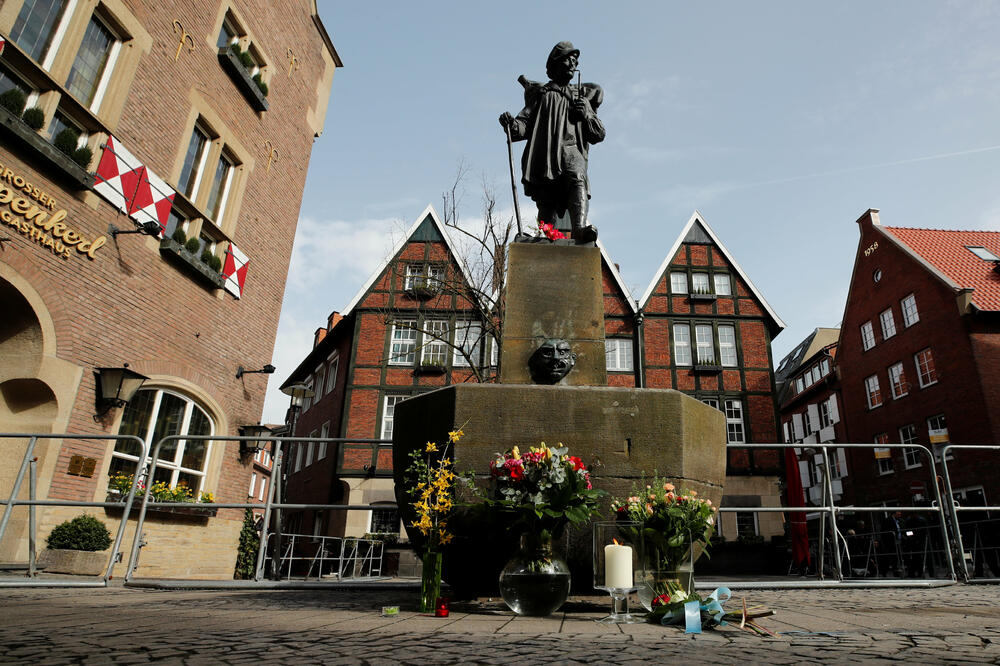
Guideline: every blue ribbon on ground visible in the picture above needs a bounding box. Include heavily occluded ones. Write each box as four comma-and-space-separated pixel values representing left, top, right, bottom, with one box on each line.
660, 587, 733, 633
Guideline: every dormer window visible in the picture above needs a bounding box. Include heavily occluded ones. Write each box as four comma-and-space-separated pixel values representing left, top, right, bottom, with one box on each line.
966, 246, 999, 261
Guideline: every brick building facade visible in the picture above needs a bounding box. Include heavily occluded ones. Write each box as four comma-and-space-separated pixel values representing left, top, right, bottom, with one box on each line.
0, 0, 338, 578
835, 210, 1000, 509
284, 209, 787, 541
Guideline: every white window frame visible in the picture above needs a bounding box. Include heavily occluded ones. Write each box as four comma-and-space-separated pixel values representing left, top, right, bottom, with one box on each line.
901, 294, 919, 327
111, 388, 214, 493
915, 348, 937, 388
453, 321, 484, 367
325, 356, 339, 394
420, 319, 449, 366
694, 324, 714, 364
713, 273, 732, 296
314, 366, 326, 399
673, 324, 691, 366
880, 308, 897, 340
718, 325, 737, 367
305, 430, 316, 467
865, 374, 882, 409
293, 440, 304, 473
65, 10, 121, 111
404, 263, 444, 292
670, 271, 688, 294
691, 272, 710, 294
794, 377, 804, 394
257, 476, 266, 501
389, 321, 418, 365
605, 338, 634, 372
900, 425, 921, 469
888, 362, 908, 399
860, 321, 875, 351
381, 394, 407, 440
318, 422, 329, 460
724, 399, 745, 444
248, 472, 257, 498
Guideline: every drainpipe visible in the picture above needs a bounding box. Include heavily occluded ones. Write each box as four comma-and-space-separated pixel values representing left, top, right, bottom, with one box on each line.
634, 306, 645, 388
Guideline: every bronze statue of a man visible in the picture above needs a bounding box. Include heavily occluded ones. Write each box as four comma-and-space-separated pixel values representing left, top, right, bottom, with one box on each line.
500, 41, 605, 244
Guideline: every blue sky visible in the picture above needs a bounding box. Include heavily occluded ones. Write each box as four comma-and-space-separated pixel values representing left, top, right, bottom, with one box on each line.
262, 1, 1000, 422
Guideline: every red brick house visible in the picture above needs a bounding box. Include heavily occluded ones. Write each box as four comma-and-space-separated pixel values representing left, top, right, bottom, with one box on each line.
775, 330, 846, 504
283, 209, 787, 542
636, 212, 786, 539
280, 205, 496, 539
836, 209, 1000, 510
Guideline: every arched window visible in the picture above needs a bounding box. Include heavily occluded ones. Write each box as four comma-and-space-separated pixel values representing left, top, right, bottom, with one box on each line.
110, 388, 214, 492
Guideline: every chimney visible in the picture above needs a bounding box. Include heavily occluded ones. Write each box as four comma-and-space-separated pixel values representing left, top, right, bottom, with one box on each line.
313, 327, 327, 348
327, 310, 342, 330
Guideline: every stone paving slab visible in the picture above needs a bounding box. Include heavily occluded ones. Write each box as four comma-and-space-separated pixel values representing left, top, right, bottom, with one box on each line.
1, 586, 999, 663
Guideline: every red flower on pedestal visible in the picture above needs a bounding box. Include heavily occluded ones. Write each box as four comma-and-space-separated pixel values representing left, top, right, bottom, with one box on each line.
538, 221, 567, 241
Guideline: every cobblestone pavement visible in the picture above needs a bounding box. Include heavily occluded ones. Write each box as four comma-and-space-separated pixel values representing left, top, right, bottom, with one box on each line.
1, 585, 999, 664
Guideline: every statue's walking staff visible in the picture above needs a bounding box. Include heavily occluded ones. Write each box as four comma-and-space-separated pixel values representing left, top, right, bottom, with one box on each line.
504, 121, 523, 237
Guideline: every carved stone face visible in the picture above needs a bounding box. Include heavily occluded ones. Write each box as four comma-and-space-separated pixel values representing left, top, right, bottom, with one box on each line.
528, 339, 577, 384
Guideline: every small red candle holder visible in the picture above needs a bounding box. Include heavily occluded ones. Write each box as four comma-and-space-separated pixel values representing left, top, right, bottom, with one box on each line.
434, 597, 450, 617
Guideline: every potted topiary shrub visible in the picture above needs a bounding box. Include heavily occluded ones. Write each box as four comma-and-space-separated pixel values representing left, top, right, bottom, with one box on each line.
252, 73, 268, 97
53, 127, 80, 157
184, 237, 201, 254
71, 145, 93, 170
208, 254, 223, 272
21, 107, 45, 131
38, 514, 113, 575
0, 88, 27, 117
171, 227, 187, 244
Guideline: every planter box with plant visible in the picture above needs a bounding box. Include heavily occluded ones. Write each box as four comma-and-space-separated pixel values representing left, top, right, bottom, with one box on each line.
218, 45, 269, 112
38, 514, 113, 575
0, 89, 91, 190
159, 237, 227, 290
415, 359, 447, 375
689, 289, 717, 302
105, 473, 219, 518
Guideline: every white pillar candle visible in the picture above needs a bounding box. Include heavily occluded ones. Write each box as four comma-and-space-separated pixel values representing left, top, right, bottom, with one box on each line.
604, 542, 633, 588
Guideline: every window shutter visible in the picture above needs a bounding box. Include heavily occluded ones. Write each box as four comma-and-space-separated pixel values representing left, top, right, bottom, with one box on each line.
792, 413, 804, 439
828, 395, 840, 424
807, 403, 820, 433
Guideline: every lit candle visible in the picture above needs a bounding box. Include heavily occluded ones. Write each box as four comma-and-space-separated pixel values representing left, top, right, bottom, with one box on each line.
604, 540, 633, 589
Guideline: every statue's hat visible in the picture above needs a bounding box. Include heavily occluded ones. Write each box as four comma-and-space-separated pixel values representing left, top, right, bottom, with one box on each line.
547, 41, 580, 66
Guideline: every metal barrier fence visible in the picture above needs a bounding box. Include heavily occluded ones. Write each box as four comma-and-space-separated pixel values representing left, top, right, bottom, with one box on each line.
941, 444, 1000, 583
0, 433, 394, 588
269, 533, 385, 580
2, 434, 998, 588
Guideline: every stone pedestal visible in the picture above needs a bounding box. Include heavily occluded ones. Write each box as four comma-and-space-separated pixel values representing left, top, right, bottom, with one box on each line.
393, 384, 726, 508
392, 384, 727, 594
500, 243, 606, 386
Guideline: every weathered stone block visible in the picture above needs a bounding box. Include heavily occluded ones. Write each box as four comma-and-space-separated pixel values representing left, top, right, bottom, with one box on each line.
37, 548, 109, 576
500, 244, 606, 385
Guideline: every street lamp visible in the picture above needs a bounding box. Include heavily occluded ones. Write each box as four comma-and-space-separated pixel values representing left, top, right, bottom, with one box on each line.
93, 364, 148, 421
238, 423, 272, 461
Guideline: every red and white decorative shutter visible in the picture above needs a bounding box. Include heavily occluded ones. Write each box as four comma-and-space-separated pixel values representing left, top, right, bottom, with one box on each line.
94, 136, 175, 236
222, 243, 249, 298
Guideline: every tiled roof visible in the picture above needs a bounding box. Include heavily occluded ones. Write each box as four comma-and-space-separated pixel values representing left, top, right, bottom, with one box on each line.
883, 226, 1000, 312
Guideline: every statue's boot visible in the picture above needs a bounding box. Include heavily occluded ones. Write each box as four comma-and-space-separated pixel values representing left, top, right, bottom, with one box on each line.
569, 191, 597, 244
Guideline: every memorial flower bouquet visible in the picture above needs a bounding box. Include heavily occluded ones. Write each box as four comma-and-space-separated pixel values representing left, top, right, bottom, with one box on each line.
485, 443, 605, 541
612, 475, 716, 607
403, 429, 461, 612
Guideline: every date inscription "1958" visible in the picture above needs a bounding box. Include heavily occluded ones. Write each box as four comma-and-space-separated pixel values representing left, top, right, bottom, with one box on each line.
864, 241, 879, 257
